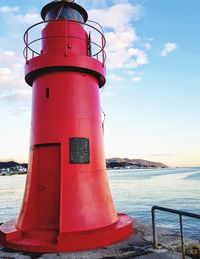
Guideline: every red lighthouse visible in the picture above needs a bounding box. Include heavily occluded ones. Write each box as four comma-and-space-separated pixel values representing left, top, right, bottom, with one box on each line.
0, 0, 133, 252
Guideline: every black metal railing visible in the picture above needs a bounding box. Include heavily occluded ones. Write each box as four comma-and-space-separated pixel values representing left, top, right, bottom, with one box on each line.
151, 205, 200, 259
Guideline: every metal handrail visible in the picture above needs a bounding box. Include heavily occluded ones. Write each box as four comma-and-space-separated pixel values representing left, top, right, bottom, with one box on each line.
152, 205, 200, 259
87, 19, 104, 35
23, 35, 106, 62
23, 19, 106, 65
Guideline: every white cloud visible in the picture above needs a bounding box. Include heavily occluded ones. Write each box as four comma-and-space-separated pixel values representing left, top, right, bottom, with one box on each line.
125, 48, 148, 68
106, 29, 137, 52
0, 68, 12, 82
108, 74, 123, 82
89, 3, 142, 31
132, 76, 142, 82
161, 42, 177, 57
0, 91, 31, 115
0, 48, 25, 92
11, 12, 40, 24
88, 3, 148, 70
108, 49, 148, 69
0, 6, 19, 13
0, 49, 15, 57
0, 48, 31, 115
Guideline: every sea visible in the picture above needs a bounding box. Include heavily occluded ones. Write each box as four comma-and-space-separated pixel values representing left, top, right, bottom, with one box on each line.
0, 167, 200, 241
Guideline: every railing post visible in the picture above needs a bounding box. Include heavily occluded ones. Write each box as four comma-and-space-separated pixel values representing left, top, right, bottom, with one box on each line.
151, 206, 200, 258
25, 32, 29, 63
152, 207, 158, 249
101, 34, 104, 65
179, 215, 185, 259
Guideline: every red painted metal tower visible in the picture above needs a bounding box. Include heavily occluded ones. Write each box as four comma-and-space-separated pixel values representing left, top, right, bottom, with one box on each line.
0, 0, 133, 252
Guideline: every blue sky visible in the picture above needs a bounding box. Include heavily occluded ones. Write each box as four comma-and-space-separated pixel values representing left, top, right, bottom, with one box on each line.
0, 0, 200, 167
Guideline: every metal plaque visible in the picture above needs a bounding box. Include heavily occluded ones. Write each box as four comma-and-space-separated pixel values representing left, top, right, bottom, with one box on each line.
70, 138, 90, 164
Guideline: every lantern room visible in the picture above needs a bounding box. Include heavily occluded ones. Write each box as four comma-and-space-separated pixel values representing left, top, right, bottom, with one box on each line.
41, 0, 88, 23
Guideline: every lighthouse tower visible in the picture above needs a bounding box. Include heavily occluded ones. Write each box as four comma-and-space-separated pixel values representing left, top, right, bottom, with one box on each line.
0, 0, 133, 252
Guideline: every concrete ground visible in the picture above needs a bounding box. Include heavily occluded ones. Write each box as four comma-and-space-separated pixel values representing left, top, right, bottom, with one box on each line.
135, 251, 191, 258
0, 220, 199, 258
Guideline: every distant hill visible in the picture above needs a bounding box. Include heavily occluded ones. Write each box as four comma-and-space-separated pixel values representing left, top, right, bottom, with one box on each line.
0, 161, 28, 170
106, 158, 168, 169
0, 158, 167, 171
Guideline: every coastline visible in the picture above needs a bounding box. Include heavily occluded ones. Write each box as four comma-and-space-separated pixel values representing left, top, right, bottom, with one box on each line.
0, 158, 169, 176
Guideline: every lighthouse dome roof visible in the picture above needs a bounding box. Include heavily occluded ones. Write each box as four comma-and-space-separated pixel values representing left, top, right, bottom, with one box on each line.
41, 0, 88, 23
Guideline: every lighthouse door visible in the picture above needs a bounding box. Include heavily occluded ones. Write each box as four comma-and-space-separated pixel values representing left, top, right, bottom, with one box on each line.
36, 143, 61, 229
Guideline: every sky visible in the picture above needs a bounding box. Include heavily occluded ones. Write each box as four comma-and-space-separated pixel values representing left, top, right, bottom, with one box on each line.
0, 0, 200, 167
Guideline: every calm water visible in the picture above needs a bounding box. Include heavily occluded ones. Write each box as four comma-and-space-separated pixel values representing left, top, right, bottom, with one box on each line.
0, 168, 200, 240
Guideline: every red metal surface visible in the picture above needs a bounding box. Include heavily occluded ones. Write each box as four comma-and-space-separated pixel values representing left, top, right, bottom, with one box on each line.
23, 19, 106, 65
0, 1, 133, 252
0, 214, 133, 252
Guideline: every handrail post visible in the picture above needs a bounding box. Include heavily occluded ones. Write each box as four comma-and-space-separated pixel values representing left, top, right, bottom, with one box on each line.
179, 215, 185, 259
101, 34, 104, 65
151, 206, 200, 259
25, 32, 29, 63
152, 207, 158, 249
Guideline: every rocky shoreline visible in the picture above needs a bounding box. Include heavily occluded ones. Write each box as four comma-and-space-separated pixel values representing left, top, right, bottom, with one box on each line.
106, 158, 168, 169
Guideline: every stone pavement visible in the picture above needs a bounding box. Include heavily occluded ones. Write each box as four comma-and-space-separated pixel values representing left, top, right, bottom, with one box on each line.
135, 251, 191, 258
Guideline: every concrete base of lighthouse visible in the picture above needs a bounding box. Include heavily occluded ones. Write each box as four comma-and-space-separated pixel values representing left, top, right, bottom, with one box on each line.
0, 214, 133, 253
